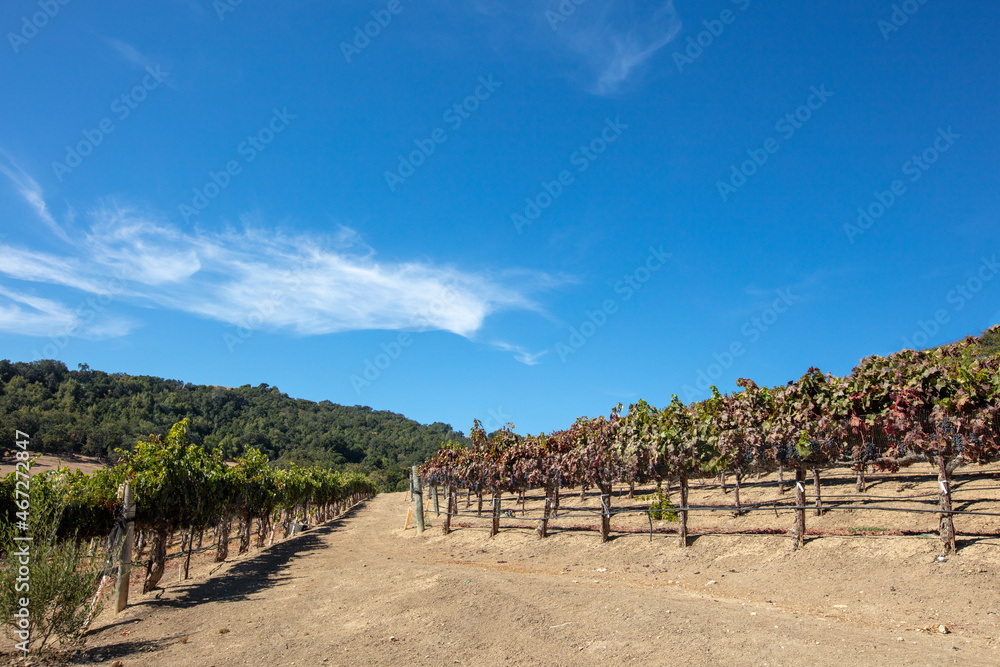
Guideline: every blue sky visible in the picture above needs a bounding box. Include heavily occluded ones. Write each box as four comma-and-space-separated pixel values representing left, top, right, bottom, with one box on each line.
1, 0, 998, 437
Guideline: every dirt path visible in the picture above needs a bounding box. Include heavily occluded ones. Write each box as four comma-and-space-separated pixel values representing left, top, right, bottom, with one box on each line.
72, 490, 1000, 666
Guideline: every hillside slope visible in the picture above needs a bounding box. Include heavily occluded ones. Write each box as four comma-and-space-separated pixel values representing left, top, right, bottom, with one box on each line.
0, 359, 467, 490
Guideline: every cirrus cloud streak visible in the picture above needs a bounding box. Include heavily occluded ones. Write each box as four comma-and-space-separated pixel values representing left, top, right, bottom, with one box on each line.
0, 203, 548, 340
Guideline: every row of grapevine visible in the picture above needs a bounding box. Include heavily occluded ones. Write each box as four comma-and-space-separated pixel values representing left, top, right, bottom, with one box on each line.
422, 328, 1000, 552
2, 419, 378, 593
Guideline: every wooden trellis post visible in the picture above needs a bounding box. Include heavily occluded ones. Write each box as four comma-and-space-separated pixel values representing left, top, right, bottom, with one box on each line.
115, 483, 136, 613
813, 467, 823, 516
491, 494, 501, 536
678, 474, 689, 548
411, 466, 425, 534
442, 485, 455, 535
537, 486, 552, 538
794, 467, 806, 549
599, 488, 612, 543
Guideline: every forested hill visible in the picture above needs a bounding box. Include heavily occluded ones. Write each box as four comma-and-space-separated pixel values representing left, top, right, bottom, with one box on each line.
0, 359, 467, 490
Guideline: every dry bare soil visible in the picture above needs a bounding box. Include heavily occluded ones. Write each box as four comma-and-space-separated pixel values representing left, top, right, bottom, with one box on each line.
0, 454, 104, 477
9, 465, 1000, 666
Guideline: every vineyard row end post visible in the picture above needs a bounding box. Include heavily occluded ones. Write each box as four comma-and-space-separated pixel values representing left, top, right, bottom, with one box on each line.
442, 484, 454, 535
794, 467, 806, 549
490, 494, 501, 537
412, 465, 425, 534
115, 483, 136, 614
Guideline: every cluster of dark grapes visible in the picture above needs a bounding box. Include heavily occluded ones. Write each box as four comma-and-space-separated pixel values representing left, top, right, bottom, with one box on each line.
938, 418, 966, 453
736, 443, 762, 467
775, 442, 797, 463
816, 437, 836, 455
861, 441, 879, 460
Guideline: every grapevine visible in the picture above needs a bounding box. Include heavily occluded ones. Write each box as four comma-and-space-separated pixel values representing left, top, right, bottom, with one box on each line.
422, 326, 1000, 553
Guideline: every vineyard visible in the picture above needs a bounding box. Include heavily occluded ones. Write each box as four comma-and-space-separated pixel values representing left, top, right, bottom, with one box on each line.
3, 329, 1000, 658
0, 419, 376, 653
421, 328, 1000, 553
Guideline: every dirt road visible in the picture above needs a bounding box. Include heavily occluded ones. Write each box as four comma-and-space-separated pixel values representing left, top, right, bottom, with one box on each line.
73, 490, 1000, 666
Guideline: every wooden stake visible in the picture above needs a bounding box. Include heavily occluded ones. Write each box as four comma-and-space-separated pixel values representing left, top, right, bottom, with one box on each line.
599, 487, 611, 543
794, 467, 806, 549
490, 493, 501, 536
552, 479, 560, 517
537, 490, 551, 538
812, 467, 823, 517
442, 485, 454, 535
412, 466, 425, 534
678, 474, 689, 548
733, 474, 743, 516
184, 529, 194, 579
115, 483, 135, 613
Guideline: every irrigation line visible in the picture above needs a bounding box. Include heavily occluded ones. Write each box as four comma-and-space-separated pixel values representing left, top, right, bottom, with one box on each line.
487, 483, 1000, 504
446, 510, 613, 520
453, 468, 1000, 501
799, 486, 1000, 501
445, 503, 1000, 544
450, 521, 1000, 540
681, 504, 1000, 518
809, 493, 966, 501
439, 503, 1000, 520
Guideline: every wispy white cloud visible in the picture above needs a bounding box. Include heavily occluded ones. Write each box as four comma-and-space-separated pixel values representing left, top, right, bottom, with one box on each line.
0, 245, 110, 294
0, 151, 71, 242
105, 38, 179, 90
0, 285, 75, 337
449, 0, 682, 95
491, 341, 548, 365
106, 38, 150, 69
555, 1, 682, 95
0, 283, 134, 338
0, 201, 550, 339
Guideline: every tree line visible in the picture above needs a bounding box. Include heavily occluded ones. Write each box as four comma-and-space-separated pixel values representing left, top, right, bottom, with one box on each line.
0, 359, 468, 491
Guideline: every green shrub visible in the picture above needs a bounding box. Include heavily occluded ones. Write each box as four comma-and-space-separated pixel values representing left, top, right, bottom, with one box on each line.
0, 473, 105, 655
642, 487, 678, 522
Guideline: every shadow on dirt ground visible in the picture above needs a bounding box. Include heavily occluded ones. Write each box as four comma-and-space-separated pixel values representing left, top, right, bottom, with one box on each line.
131, 505, 367, 611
